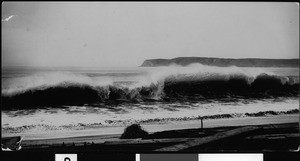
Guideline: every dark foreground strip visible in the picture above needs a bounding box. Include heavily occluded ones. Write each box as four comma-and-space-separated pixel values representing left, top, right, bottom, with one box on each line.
103, 138, 194, 145
154, 126, 261, 151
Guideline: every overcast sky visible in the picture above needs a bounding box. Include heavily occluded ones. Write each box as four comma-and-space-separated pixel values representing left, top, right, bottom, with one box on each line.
2, 2, 299, 67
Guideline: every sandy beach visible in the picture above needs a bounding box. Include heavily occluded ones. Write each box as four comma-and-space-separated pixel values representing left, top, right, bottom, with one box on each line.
17, 114, 298, 148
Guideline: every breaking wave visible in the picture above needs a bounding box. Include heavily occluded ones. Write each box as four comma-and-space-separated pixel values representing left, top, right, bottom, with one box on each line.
1, 66, 299, 109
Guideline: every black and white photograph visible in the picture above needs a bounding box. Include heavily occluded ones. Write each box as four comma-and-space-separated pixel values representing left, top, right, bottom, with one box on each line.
1, 2, 299, 153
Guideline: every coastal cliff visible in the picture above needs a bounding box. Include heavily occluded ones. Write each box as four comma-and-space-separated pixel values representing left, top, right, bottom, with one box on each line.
140, 57, 299, 67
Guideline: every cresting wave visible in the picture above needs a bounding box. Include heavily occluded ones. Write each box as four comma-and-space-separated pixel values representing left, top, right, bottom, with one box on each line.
1, 66, 299, 109
1, 75, 299, 109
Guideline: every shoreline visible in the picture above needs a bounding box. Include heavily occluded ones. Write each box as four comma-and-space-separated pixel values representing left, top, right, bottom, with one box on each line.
4, 114, 297, 143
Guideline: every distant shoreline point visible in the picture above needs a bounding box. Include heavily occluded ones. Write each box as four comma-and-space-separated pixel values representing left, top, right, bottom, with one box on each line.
140, 57, 299, 67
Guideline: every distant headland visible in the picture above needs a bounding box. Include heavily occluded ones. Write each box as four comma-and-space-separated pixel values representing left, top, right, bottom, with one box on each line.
140, 57, 299, 67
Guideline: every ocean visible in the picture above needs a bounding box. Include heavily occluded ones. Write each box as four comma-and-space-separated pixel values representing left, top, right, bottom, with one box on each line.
1, 65, 299, 139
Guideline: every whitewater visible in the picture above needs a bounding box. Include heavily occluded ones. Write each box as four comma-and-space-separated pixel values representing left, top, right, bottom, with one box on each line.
1, 65, 299, 139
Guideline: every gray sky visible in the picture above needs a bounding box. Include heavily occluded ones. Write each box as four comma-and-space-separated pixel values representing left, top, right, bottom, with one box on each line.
2, 2, 299, 67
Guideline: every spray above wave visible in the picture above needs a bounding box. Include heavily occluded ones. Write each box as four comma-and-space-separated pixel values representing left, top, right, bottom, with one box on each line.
1, 65, 299, 109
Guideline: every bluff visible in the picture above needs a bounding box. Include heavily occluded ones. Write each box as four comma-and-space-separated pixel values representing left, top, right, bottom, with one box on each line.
140, 57, 299, 67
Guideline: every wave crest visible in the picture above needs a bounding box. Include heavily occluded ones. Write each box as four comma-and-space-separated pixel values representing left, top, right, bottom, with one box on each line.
1, 67, 299, 109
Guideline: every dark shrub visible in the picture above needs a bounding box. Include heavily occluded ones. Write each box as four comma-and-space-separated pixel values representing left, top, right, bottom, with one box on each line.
120, 124, 149, 139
